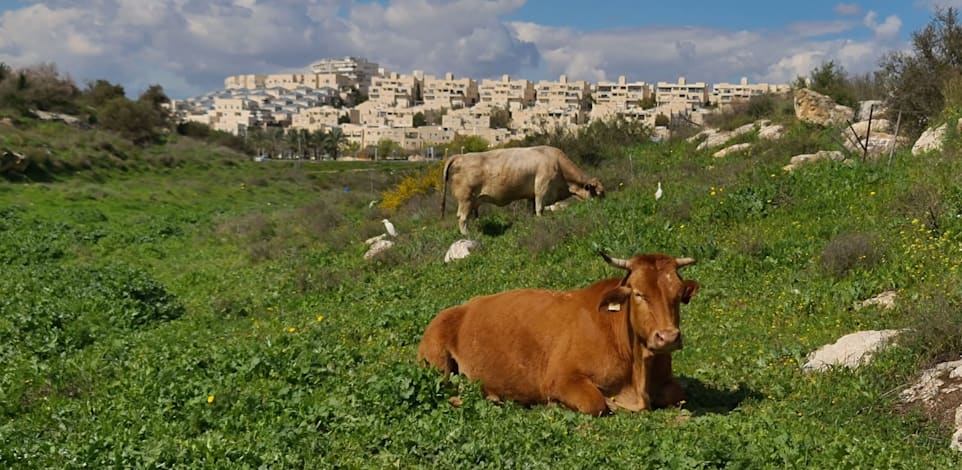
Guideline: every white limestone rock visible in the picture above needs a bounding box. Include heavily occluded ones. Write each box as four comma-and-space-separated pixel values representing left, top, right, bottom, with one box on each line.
899, 359, 962, 452
794, 88, 854, 127
444, 239, 480, 263
912, 123, 948, 156
782, 150, 846, 172
713, 143, 752, 158
758, 124, 785, 140
802, 330, 902, 371
363, 239, 394, 260
857, 290, 897, 310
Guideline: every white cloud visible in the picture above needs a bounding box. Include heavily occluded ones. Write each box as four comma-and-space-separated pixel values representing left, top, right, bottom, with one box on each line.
835, 3, 862, 16
0, 1, 914, 99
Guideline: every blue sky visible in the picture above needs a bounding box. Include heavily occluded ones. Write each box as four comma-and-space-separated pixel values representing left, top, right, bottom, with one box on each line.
0, 1, 958, 98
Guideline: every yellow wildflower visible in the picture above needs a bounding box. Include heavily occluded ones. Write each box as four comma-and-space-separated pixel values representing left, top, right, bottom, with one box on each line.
207, 395, 215, 404
288, 327, 296, 333
316, 315, 324, 322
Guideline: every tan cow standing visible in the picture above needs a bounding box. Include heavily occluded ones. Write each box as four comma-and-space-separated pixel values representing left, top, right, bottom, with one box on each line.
441, 146, 605, 235
418, 252, 699, 415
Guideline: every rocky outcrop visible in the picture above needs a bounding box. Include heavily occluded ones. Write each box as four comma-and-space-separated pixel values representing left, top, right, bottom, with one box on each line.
794, 88, 854, 127
899, 359, 962, 452
713, 143, 752, 158
802, 330, 902, 371
857, 290, 897, 310
695, 122, 758, 150
857, 100, 885, 121
912, 123, 948, 156
363, 239, 394, 260
758, 123, 785, 140
444, 239, 480, 263
782, 150, 846, 172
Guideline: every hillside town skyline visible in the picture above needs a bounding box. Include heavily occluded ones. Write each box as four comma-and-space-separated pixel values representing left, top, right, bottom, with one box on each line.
172, 56, 791, 155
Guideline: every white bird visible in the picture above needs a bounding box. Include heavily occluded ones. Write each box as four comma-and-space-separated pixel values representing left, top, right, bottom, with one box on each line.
654, 181, 663, 201
382, 218, 398, 237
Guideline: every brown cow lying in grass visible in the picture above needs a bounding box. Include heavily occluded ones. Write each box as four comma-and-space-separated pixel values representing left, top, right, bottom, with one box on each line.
441, 145, 604, 235
418, 252, 699, 415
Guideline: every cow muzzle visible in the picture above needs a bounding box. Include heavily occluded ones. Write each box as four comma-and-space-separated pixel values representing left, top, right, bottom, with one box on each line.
649, 328, 682, 352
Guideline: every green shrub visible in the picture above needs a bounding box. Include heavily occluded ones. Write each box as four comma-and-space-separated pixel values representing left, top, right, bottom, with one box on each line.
819, 232, 883, 277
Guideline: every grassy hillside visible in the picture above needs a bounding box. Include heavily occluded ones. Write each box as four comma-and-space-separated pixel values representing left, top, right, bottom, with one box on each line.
1, 117, 961, 467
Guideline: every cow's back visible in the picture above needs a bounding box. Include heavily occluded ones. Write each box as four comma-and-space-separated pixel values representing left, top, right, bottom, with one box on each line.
421, 280, 626, 404
449, 147, 562, 206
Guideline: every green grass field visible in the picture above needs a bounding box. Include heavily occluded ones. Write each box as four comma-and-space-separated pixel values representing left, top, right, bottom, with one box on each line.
2, 119, 962, 468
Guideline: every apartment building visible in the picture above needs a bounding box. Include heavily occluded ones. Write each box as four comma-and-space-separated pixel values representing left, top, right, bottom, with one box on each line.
535, 75, 591, 111
341, 124, 455, 151
655, 76, 709, 108
369, 72, 421, 107
225, 74, 266, 89
310, 56, 380, 92
355, 101, 417, 127
291, 106, 358, 131
421, 73, 479, 110
511, 105, 585, 134
712, 77, 792, 104
594, 76, 651, 108
478, 74, 536, 110
210, 98, 257, 135
441, 106, 491, 131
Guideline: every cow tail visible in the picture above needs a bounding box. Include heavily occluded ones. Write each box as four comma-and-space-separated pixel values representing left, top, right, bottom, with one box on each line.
441, 156, 455, 218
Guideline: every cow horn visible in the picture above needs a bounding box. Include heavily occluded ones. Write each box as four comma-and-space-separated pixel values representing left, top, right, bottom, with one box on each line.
675, 257, 696, 268
599, 251, 631, 270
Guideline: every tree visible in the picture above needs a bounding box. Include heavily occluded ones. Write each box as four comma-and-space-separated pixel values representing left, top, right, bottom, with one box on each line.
806, 61, 856, 108
879, 7, 962, 136
83, 79, 126, 108
654, 113, 670, 127
413, 112, 427, 127
489, 106, 511, 129
376, 138, 403, 160
138, 84, 171, 128
325, 127, 345, 159
97, 97, 165, 145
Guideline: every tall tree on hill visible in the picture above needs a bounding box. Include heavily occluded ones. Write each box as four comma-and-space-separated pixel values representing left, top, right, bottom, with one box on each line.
326, 127, 345, 160
878, 6, 962, 137
82, 80, 126, 108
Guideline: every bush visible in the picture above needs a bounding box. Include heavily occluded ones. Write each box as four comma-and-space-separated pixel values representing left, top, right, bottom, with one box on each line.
819, 232, 883, 277
519, 115, 651, 166
97, 98, 166, 145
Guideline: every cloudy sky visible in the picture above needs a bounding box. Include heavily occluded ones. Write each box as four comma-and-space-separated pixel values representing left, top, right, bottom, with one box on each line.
0, 0, 958, 98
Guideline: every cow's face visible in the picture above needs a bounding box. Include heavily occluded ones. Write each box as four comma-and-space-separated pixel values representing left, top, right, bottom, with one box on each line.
599, 253, 699, 353
585, 178, 605, 199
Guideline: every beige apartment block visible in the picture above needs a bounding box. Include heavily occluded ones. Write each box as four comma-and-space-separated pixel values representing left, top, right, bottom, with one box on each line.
478, 74, 536, 111
210, 98, 256, 135
355, 102, 417, 127
711, 77, 791, 104
511, 106, 585, 134
459, 127, 515, 147
310, 56, 380, 92
656, 77, 709, 108
369, 72, 421, 107
341, 124, 455, 151
441, 106, 491, 131
588, 104, 654, 126
291, 107, 358, 131
535, 75, 591, 110
594, 76, 651, 108
422, 73, 479, 110
225, 74, 266, 89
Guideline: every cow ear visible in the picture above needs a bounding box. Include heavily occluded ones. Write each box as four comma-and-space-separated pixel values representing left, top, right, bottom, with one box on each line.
598, 286, 631, 313
681, 280, 699, 304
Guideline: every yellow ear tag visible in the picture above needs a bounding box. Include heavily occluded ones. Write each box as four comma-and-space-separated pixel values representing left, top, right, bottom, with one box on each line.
607, 303, 621, 312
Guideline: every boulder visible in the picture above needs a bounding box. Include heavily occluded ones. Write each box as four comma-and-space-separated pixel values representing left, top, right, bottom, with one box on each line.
856, 100, 885, 121
802, 329, 902, 371
842, 131, 906, 159
444, 239, 480, 263
899, 359, 962, 452
758, 123, 784, 140
696, 123, 757, 151
713, 143, 752, 158
857, 290, 897, 310
363, 239, 394, 260
912, 123, 947, 156
783, 150, 846, 172
794, 88, 854, 127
